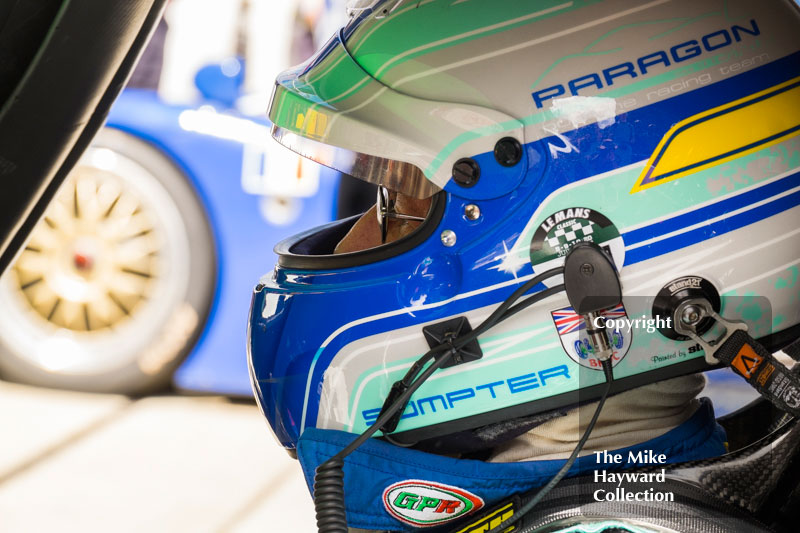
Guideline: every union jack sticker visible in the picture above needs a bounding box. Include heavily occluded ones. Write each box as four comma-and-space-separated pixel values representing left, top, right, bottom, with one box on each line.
552, 308, 586, 335
550, 304, 631, 370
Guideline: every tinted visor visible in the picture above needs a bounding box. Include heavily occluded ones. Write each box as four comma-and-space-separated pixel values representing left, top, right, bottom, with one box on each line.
272, 125, 440, 199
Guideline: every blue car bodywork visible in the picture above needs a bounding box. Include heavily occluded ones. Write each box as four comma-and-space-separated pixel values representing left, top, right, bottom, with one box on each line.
106, 89, 339, 396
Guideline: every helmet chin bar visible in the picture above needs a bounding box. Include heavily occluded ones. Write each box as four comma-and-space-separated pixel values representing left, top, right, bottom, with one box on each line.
298, 241, 796, 533
313, 244, 625, 533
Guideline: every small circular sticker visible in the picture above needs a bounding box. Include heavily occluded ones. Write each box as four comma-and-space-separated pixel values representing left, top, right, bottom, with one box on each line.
550, 304, 632, 370
529, 207, 625, 287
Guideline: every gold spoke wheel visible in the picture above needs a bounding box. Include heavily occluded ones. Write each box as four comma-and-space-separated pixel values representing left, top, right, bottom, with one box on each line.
14, 163, 161, 332
0, 128, 215, 394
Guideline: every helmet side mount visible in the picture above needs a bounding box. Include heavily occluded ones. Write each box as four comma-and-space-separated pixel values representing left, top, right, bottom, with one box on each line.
652, 276, 721, 341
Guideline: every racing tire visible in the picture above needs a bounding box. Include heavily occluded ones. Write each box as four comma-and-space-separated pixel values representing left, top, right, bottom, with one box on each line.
0, 128, 216, 395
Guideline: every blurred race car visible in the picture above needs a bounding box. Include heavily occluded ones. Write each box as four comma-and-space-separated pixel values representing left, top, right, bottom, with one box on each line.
0, 64, 353, 396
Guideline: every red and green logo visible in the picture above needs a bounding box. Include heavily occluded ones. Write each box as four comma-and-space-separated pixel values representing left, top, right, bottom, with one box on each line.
383, 480, 484, 528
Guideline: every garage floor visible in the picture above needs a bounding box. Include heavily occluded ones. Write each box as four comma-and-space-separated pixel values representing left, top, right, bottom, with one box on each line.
0, 381, 317, 533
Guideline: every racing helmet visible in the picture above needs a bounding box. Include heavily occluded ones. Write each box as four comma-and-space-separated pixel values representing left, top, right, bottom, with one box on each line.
248, 0, 800, 453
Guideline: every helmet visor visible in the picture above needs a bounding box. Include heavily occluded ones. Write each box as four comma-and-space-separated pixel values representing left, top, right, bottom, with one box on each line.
272, 125, 440, 199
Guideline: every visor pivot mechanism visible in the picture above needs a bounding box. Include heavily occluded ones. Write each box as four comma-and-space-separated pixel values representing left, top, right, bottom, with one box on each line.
494, 137, 523, 167
452, 158, 480, 187
563, 243, 623, 362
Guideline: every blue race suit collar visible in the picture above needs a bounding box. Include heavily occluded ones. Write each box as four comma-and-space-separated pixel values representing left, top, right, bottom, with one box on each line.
297, 398, 726, 531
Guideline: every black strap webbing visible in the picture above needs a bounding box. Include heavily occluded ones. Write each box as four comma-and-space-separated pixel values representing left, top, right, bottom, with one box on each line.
714, 329, 800, 417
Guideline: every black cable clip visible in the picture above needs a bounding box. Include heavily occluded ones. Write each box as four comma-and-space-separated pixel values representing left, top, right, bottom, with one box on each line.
377, 380, 409, 434
422, 316, 482, 367
376, 317, 482, 435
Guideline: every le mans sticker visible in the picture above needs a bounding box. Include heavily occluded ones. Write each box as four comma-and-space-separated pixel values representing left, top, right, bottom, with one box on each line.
529, 207, 625, 287
383, 480, 484, 528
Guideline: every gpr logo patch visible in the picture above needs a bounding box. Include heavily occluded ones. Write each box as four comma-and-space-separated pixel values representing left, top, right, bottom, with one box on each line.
383, 480, 484, 528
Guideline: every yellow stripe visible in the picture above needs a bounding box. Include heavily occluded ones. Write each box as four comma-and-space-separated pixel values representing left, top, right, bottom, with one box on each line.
631, 76, 800, 193
455, 501, 515, 533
